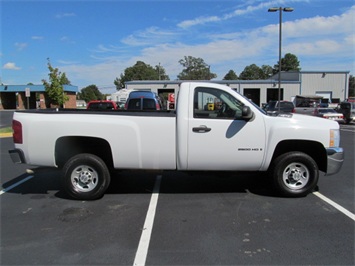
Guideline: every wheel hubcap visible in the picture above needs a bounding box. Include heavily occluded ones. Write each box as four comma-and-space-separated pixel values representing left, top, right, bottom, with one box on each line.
283, 162, 309, 190
71, 165, 98, 192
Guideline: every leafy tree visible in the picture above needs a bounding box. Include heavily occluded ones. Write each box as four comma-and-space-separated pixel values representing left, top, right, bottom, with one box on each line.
177, 56, 217, 80
273, 53, 301, 74
78, 85, 104, 102
239, 64, 265, 80
42, 59, 70, 107
223, 70, 238, 80
349, 75, 355, 97
261, 65, 274, 79
155, 64, 169, 81
114, 61, 169, 89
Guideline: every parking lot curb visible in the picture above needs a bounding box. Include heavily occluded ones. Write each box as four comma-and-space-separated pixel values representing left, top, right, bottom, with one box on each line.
0, 133, 12, 138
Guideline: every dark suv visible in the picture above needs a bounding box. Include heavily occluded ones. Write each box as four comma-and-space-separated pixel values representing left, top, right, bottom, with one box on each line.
263, 101, 295, 116
125, 91, 163, 110
336, 101, 355, 124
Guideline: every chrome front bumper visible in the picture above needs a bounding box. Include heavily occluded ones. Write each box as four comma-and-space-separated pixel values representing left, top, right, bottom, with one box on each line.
326, 147, 344, 175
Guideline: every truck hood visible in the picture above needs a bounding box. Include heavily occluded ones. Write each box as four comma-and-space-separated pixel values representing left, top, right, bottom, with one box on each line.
266, 113, 340, 130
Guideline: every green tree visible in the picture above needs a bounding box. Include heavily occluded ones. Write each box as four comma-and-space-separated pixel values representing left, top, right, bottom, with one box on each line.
114, 61, 169, 89
177, 56, 217, 80
223, 70, 238, 80
349, 75, 355, 97
239, 64, 265, 80
273, 53, 301, 74
78, 85, 103, 102
261, 65, 274, 79
155, 64, 169, 80
42, 59, 70, 107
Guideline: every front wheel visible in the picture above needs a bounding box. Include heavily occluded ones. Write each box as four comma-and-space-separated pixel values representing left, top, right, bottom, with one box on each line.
62, 153, 111, 200
270, 152, 319, 197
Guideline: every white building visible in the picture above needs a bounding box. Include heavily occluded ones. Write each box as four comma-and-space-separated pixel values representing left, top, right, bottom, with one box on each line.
118, 70, 349, 107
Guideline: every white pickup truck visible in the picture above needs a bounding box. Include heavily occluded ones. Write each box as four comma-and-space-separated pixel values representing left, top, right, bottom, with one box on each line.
9, 82, 344, 200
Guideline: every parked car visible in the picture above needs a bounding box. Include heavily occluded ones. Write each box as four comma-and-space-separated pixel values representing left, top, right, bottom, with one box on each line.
86, 100, 118, 110
125, 91, 163, 110
335, 101, 355, 124
313, 108, 344, 123
263, 100, 295, 116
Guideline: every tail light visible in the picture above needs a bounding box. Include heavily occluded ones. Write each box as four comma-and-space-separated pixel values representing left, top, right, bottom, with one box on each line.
12, 120, 23, 144
291, 108, 295, 113
156, 103, 160, 110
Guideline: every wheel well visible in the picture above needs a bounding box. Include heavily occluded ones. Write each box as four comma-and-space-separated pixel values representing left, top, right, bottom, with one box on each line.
271, 140, 327, 172
55, 136, 114, 168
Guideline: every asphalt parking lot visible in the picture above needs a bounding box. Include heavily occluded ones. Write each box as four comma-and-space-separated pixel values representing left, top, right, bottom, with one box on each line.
0, 113, 354, 265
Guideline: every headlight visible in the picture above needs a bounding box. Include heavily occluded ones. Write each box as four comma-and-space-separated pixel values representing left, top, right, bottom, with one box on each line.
329, 129, 340, 147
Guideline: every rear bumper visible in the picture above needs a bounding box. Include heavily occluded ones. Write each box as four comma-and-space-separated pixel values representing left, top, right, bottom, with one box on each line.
326, 147, 344, 175
9, 149, 26, 164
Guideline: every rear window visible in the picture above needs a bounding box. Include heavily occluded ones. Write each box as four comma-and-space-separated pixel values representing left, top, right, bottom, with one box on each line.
143, 99, 157, 110
280, 102, 294, 108
88, 102, 114, 110
127, 98, 160, 110
127, 99, 141, 110
318, 108, 335, 114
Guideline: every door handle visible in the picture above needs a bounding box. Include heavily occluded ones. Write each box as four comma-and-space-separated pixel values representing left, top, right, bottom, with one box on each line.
192, 126, 211, 133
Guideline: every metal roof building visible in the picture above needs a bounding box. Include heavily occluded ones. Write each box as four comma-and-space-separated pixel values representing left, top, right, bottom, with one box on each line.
123, 70, 350, 107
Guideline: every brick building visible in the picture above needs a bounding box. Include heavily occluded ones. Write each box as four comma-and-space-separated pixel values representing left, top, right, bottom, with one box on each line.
0, 85, 78, 110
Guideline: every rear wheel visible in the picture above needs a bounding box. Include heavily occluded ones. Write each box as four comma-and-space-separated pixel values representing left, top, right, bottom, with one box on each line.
270, 152, 319, 197
62, 153, 111, 200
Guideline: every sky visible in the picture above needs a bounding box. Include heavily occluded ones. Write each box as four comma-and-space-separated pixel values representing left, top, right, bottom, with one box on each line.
1, 0, 354, 93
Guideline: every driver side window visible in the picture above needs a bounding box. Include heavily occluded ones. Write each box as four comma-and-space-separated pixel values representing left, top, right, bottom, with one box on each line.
193, 87, 244, 119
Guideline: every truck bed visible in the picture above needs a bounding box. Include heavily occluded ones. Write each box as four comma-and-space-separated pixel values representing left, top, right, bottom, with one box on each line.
16, 108, 176, 117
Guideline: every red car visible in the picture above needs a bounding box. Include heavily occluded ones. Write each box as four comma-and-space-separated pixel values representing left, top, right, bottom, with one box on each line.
86, 100, 118, 110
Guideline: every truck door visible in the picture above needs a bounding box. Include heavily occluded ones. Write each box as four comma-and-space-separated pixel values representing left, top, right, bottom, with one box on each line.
186, 86, 266, 171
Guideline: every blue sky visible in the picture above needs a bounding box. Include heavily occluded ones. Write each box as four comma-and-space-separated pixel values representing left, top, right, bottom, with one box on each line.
1, 0, 354, 93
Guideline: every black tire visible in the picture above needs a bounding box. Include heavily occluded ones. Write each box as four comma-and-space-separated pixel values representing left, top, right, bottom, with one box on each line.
62, 153, 111, 200
270, 152, 319, 197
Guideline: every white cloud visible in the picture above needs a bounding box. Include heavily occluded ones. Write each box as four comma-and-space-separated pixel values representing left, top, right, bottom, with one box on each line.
177, 0, 308, 28
121, 27, 179, 47
60, 61, 126, 89
178, 15, 220, 29
3, 62, 21, 70
285, 40, 342, 56
60, 36, 75, 44
32, 36, 44, 40
55, 12, 76, 19
277, 6, 355, 38
59, 3, 355, 87
15, 42, 27, 51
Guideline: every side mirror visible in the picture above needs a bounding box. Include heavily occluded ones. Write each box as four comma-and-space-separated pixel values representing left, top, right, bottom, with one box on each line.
241, 106, 253, 120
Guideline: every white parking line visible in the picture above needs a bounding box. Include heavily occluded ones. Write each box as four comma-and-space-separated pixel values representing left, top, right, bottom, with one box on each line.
313, 191, 355, 221
0, 175, 34, 195
133, 175, 162, 266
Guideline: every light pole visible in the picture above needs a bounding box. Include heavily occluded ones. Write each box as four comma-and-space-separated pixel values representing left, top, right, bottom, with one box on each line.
268, 7, 293, 112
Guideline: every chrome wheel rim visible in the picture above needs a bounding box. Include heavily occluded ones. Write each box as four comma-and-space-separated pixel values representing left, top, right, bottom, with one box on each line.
71, 165, 99, 192
282, 162, 309, 190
